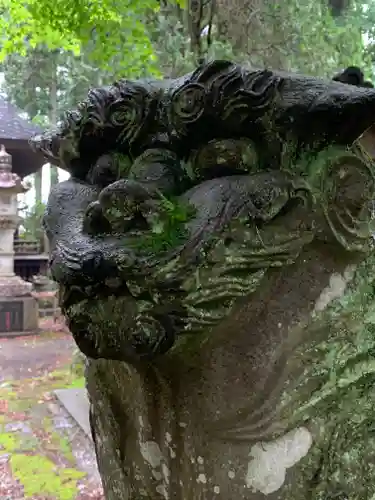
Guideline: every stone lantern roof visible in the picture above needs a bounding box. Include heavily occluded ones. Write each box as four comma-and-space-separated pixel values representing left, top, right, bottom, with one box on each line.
0, 145, 30, 193
0, 97, 46, 178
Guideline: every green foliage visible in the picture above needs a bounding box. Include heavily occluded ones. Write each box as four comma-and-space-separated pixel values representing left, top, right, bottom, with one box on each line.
148, 0, 375, 79
210, 0, 372, 77
282, 1, 372, 77
2, 49, 58, 120
2, 0, 375, 86
21, 200, 46, 241
67, 376, 85, 389
0, 0, 161, 77
70, 348, 86, 378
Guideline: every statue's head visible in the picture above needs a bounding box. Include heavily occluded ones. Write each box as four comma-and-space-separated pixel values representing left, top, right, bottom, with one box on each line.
30, 61, 375, 364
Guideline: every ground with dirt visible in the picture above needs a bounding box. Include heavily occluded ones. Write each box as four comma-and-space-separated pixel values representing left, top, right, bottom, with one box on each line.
0, 329, 104, 500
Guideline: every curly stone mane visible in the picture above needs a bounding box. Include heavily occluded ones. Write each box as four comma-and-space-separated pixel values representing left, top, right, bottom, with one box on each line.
30, 60, 283, 181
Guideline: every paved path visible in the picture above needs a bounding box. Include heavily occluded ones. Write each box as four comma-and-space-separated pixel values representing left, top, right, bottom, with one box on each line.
0, 331, 104, 499
0, 332, 74, 381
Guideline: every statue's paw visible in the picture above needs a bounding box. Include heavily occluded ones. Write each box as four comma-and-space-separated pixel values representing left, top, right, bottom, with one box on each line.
83, 201, 112, 236
49, 245, 113, 285
96, 179, 159, 233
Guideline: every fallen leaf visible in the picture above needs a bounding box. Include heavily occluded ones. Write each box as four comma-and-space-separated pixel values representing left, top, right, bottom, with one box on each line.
0, 400, 8, 413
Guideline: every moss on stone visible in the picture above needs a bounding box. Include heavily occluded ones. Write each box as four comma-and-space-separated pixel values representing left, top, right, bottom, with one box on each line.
130, 195, 196, 253
67, 376, 85, 389
0, 365, 88, 498
57, 435, 76, 464
0, 416, 84, 498
0, 432, 19, 452
11, 454, 85, 500
275, 253, 375, 498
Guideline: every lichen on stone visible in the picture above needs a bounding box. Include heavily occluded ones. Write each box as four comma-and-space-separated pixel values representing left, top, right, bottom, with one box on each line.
270, 254, 375, 499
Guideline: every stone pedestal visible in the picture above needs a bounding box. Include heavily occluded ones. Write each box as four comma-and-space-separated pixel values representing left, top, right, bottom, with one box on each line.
0, 296, 38, 336
0, 145, 38, 337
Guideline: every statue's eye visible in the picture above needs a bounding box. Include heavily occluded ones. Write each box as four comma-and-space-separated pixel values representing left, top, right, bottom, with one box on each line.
111, 109, 136, 125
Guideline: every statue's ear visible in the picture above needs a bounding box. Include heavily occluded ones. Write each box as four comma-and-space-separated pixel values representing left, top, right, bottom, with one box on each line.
332, 66, 373, 88
332, 66, 364, 86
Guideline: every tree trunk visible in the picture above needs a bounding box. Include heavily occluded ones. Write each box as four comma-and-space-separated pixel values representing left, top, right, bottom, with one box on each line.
328, 0, 350, 17
48, 53, 59, 187
214, 0, 291, 69
34, 169, 42, 204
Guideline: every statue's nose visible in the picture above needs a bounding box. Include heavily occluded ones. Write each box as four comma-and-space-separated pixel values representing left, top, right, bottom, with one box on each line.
49, 246, 118, 286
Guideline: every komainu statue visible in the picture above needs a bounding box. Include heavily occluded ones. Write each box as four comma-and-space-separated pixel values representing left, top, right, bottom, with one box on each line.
31, 61, 375, 499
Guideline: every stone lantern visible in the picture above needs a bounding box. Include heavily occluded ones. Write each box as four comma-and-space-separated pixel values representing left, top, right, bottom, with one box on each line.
0, 145, 38, 335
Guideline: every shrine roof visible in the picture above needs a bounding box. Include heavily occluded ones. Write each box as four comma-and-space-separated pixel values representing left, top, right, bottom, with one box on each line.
0, 97, 46, 178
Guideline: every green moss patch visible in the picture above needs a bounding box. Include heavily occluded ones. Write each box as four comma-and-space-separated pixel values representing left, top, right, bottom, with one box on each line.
11, 454, 85, 500
67, 376, 85, 389
0, 363, 90, 498
129, 195, 196, 253
0, 432, 20, 452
